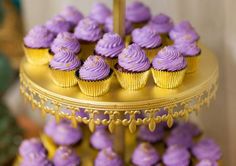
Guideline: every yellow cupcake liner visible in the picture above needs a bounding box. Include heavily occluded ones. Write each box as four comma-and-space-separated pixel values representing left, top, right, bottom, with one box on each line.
115, 69, 150, 90
77, 73, 113, 97
79, 42, 96, 61
23, 46, 49, 65
144, 47, 162, 61
186, 55, 200, 74
125, 35, 132, 47
40, 134, 57, 159
50, 67, 78, 88
151, 68, 186, 89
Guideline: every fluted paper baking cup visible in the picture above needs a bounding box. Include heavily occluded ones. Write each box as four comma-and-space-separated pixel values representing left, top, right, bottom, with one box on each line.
115, 69, 150, 90
151, 68, 186, 89
23, 46, 49, 65
79, 42, 96, 61
186, 55, 200, 74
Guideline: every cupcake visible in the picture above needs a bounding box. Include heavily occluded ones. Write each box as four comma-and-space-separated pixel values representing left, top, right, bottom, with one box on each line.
20, 152, 52, 166
74, 18, 103, 61
90, 128, 113, 150
166, 132, 193, 149
132, 142, 160, 166
151, 46, 187, 88
174, 42, 201, 73
192, 138, 222, 161
76, 55, 113, 96
60, 6, 84, 27
163, 145, 190, 166
137, 125, 164, 143
44, 119, 57, 138
126, 1, 151, 28
171, 122, 201, 137
115, 44, 150, 90
53, 146, 80, 166
132, 26, 162, 60
23, 25, 55, 65
196, 159, 218, 166
94, 147, 123, 166
174, 30, 200, 44
95, 32, 125, 68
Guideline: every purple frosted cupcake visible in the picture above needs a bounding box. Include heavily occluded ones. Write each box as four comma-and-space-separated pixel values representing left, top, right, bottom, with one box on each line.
95, 147, 123, 166
132, 143, 160, 166
115, 44, 150, 90
196, 159, 218, 166
163, 145, 191, 166
20, 152, 52, 166
192, 138, 222, 161
89, 2, 111, 25
76, 55, 113, 96
166, 132, 193, 149
151, 46, 187, 88
60, 6, 84, 27
90, 128, 113, 150
53, 146, 80, 166
74, 18, 103, 60
171, 122, 201, 137
95, 32, 125, 68
137, 125, 164, 143
126, 1, 151, 28
44, 119, 57, 138
23, 25, 55, 65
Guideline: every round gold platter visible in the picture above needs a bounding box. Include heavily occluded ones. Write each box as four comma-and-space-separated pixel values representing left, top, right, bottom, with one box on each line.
19, 44, 218, 132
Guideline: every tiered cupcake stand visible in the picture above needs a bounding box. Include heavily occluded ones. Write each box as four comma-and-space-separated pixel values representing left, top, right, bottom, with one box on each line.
19, 0, 219, 165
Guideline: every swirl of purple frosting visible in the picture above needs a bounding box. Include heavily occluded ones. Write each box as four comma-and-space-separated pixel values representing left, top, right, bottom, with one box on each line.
104, 16, 133, 35
192, 138, 222, 161
196, 159, 218, 166
60, 6, 84, 25
20, 152, 52, 166
24, 25, 55, 48
148, 13, 174, 34
166, 132, 193, 149
118, 44, 150, 72
90, 129, 113, 150
79, 55, 110, 81
174, 42, 201, 56
53, 146, 80, 166
174, 30, 200, 44
44, 118, 57, 137
45, 15, 73, 34
171, 122, 201, 137
51, 32, 80, 54
74, 18, 103, 42
126, 1, 151, 23
132, 27, 162, 49
95, 32, 125, 58
163, 145, 190, 166
89, 3, 112, 24
50, 51, 81, 71
138, 125, 164, 143
132, 143, 160, 166
152, 46, 187, 71
95, 147, 123, 166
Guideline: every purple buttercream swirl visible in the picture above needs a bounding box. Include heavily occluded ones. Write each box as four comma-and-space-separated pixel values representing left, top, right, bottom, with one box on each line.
173, 30, 200, 44
192, 138, 222, 161
90, 129, 113, 150
132, 27, 162, 49
196, 159, 218, 166
20, 152, 52, 166
95, 32, 125, 58
95, 147, 123, 166
51, 32, 80, 54
132, 143, 160, 166
126, 1, 151, 23
89, 3, 112, 24
163, 145, 190, 166
74, 18, 103, 42
171, 122, 201, 137
60, 6, 84, 25
166, 132, 193, 149
44, 118, 57, 137
24, 25, 55, 48
138, 125, 164, 143
118, 44, 150, 72
50, 51, 81, 71
152, 46, 187, 71
79, 55, 110, 81
174, 42, 201, 56
53, 146, 80, 166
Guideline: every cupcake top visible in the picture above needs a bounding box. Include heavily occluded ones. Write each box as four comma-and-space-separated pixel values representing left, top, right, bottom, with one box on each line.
192, 138, 222, 161
152, 46, 187, 71
89, 3, 112, 24
52, 120, 83, 146
95, 147, 123, 166
79, 55, 110, 81
166, 132, 193, 149
51, 32, 80, 54
132, 143, 160, 166
171, 122, 201, 137
173, 30, 200, 44
132, 27, 162, 49
20, 152, 52, 166
50, 51, 81, 71
45, 15, 72, 34
74, 18, 103, 42
118, 44, 150, 72
196, 159, 218, 166
126, 1, 151, 23
104, 16, 133, 35
90, 129, 113, 150
148, 13, 174, 34
44, 118, 57, 137
138, 125, 164, 143
24, 25, 55, 48
95, 32, 125, 58
19, 138, 47, 158
60, 6, 84, 25
174, 42, 201, 56
163, 145, 190, 166
53, 146, 80, 166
